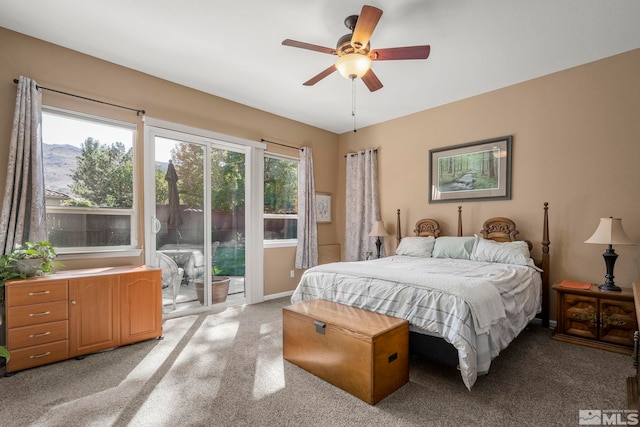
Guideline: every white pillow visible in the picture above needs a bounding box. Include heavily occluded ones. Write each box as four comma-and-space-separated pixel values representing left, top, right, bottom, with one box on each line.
395, 236, 436, 258
471, 236, 532, 266
432, 236, 476, 260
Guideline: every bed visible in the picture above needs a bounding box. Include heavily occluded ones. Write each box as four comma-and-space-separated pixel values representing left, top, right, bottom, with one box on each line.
291, 203, 550, 389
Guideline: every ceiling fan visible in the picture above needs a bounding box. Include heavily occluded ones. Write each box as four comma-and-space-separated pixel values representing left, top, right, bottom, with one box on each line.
282, 5, 430, 92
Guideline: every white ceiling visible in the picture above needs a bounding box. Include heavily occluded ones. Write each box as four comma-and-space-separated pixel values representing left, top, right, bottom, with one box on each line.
1, 1, 640, 134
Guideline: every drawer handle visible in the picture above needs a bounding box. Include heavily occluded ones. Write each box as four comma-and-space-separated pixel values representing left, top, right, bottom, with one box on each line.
30, 351, 52, 359
29, 331, 51, 338
28, 290, 51, 296
29, 311, 51, 317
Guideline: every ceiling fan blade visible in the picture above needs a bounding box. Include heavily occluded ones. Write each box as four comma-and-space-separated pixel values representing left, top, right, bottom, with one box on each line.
362, 69, 383, 92
351, 5, 383, 49
370, 45, 431, 61
282, 39, 336, 55
303, 65, 337, 86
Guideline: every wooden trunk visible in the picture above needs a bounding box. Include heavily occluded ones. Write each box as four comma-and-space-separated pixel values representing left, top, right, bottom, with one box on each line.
283, 299, 409, 405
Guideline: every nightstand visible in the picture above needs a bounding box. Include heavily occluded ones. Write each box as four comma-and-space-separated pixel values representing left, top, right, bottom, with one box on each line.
552, 283, 637, 355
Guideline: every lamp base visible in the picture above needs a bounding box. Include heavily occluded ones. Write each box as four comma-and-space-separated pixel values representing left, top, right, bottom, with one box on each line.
598, 283, 622, 292
375, 237, 382, 259
599, 246, 621, 292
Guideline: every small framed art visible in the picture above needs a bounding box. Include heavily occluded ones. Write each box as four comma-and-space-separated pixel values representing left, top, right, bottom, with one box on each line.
316, 193, 332, 223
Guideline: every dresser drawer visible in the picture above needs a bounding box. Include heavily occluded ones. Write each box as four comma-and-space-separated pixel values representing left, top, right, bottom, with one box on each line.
6, 340, 69, 373
7, 300, 68, 328
6, 280, 68, 306
7, 320, 69, 350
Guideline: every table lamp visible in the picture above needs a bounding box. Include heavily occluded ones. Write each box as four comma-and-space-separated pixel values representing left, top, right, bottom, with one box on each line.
584, 217, 634, 291
369, 220, 389, 259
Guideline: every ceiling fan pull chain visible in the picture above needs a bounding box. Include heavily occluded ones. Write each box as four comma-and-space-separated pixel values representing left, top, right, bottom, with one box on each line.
352, 77, 357, 132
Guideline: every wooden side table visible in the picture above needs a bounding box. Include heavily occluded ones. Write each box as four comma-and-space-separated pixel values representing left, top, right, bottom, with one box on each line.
552, 282, 636, 355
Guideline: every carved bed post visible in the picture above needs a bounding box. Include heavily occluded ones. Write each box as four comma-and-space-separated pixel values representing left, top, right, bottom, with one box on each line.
457, 206, 463, 236
396, 209, 402, 247
541, 202, 550, 328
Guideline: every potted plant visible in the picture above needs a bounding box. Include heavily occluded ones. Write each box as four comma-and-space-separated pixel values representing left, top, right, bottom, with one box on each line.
0, 241, 61, 306
11, 241, 59, 276
195, 273, 230, 305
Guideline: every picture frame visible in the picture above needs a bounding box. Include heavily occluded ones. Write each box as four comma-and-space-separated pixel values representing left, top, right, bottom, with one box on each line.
316, 192, 332, 223
429, 136, 512, 203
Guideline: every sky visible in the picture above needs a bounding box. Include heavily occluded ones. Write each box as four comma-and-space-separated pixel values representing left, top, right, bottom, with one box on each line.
41, 112, 175, 161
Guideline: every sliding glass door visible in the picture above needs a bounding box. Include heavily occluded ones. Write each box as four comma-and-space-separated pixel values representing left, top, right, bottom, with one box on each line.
144, 124, 257, 315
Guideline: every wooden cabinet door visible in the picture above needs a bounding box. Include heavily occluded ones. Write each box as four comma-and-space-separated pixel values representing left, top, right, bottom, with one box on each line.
600, 298, 637, 347
120, 269, 162, 345
69, 275, 120, 357
563, 293, 598, 339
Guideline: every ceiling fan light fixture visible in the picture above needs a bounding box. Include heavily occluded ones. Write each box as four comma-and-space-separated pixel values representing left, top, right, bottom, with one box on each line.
335, 53, 371, 79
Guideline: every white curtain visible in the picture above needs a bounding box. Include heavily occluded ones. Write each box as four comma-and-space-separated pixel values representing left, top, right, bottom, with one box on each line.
345, 149, 381, 261
0, 76, 47, 255
295, 147, 318, 269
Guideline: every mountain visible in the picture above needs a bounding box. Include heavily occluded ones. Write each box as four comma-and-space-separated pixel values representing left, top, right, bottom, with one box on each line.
43, 143, 80, 195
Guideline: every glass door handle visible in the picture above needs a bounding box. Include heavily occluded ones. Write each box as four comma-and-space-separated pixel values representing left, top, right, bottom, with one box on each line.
152, 217, 162, 234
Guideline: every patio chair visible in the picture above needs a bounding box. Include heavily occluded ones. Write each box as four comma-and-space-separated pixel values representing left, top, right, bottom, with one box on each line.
156, 251, 184, 311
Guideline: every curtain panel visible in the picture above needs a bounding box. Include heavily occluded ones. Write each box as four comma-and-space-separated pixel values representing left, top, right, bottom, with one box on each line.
295, 147, 318, 269
344, 149, 381, 261
0, 76, 47, 255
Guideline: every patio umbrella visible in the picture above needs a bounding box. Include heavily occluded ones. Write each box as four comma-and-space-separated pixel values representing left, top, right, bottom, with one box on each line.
165, 160, 183, 229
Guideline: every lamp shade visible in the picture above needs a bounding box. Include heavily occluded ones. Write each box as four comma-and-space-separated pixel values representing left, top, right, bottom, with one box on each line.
584, 218, 634, 245
369, 220, 389, 237
335, 53, 372, 79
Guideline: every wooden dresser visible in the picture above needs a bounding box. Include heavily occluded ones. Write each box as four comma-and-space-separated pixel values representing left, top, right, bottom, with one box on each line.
4, 265, 162, 373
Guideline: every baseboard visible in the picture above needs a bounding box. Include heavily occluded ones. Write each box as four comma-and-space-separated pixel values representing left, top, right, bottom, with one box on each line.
264, 290, 294, 301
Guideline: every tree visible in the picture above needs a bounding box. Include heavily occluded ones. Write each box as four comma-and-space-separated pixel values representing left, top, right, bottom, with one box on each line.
70, 138, 133, 208
211, 148, 246, 211
264, 157, 297, 213
171, 144, 247, 211
172, 143, 205, 208
155, 167, 169, 205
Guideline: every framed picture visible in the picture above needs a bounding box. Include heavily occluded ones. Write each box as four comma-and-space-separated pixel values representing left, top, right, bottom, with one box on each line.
429, 136, 512, 203
316, 193, 332, 223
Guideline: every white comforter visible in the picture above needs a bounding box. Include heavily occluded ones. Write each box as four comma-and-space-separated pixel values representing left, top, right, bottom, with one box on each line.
290, 256, 542, 390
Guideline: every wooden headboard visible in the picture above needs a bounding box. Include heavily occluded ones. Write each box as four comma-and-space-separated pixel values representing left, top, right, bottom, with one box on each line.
481, 217, 533, 251
395, 202, 551, 327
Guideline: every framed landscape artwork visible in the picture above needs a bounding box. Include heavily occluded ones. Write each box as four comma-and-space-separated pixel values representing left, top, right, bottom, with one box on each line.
316, 192, 332, 223
429, 136, 512, 203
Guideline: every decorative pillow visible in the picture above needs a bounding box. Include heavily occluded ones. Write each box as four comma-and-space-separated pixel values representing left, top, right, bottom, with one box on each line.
471, 236, 532, 266
395, 236, 436, 258
432, 236, 476, 260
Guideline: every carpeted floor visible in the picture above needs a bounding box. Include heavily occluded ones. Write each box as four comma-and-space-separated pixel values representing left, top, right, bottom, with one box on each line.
0, 297, 632, 426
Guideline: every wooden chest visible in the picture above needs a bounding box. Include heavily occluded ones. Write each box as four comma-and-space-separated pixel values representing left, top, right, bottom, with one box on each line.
283, 299, 409, 405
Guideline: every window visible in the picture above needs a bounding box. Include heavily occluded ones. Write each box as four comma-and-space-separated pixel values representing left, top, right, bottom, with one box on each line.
264, 154, 298, 242
42, 108, 137, 253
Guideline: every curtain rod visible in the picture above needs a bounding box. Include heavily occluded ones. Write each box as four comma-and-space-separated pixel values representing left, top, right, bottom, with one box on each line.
12, 79, 146, 116
260, 138, 301, 150
344, 149, 378, 158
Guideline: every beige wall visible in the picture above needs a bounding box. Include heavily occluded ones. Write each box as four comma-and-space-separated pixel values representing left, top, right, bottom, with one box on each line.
0, 28, 339, 296
338, 49, 640, 306
2, 27, 639, 307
